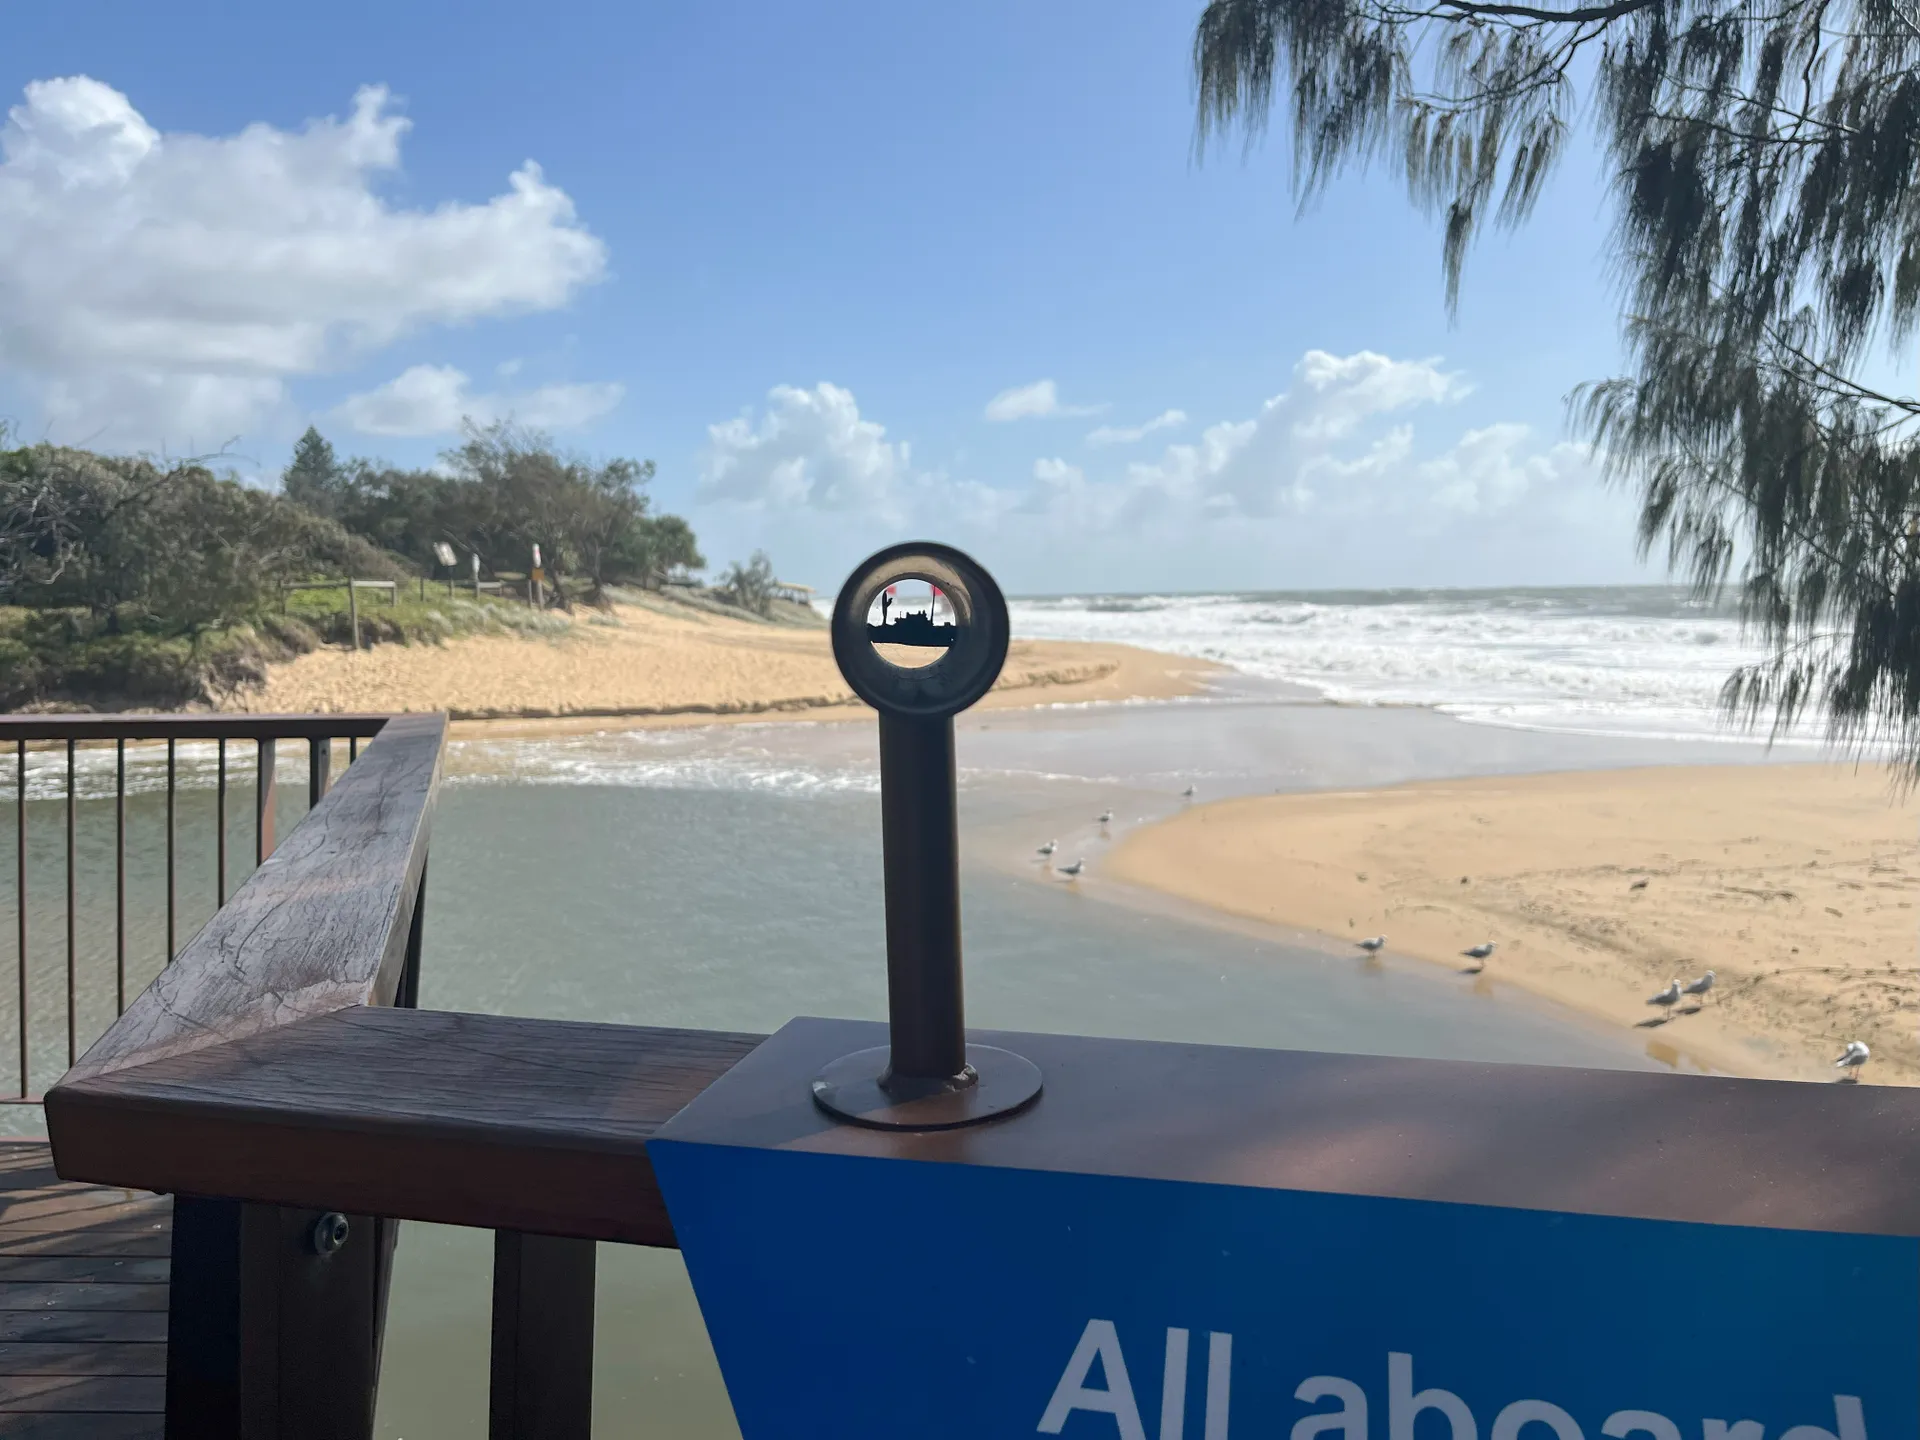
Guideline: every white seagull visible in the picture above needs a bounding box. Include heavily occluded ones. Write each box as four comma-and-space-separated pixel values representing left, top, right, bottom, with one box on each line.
1462, 942, 1496, 961
1057, 858, 1087, 879
1835, 1040, 1870, 1080
1357, 935, 1387, 953
1036, 839, 1058, 858
1682, 970, 1716, 1004
1647, 980, 1682, 1019
1096, 810, 1114, 825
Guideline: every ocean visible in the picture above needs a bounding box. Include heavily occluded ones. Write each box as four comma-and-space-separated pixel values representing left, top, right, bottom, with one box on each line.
1007, 585, 1793, 746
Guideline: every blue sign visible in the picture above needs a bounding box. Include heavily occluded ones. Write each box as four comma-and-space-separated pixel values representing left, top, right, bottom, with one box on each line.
650, 1140, 1912, 1440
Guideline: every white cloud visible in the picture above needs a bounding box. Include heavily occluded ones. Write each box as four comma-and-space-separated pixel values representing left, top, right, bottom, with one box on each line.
1421, 423, 1587, 513
699, 382, 909, 515
691, 355, 1615, 589
334, 364, 622, 437
1115, 350, 1467, 517
1086, 409, 1186, 446
984, 378, 1104, 422
0, 77, 607, 449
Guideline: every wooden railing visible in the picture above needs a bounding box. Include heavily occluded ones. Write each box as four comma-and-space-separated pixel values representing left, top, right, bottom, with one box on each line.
2, 714, 392, 1099
41, 710, 766, 1438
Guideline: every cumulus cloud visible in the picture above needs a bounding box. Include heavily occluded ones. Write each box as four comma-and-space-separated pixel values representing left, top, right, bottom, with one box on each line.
1110, 350, 1468, 518
699, 382, 909, 515
1421, 423, 1587, 513
333, 365, 623, 437
693, 354, 1602, 588
0, 77, 607, 448
984, 379, 1104, 422
1086, 410, 1186, 446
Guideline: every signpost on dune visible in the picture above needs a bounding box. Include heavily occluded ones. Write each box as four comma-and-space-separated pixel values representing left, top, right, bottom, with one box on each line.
649, 542, 1919, 1440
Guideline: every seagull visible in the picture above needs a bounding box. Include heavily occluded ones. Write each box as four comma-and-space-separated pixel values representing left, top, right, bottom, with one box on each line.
1182, 784, 1197, 799
1629, 877, 1650, 891
1096, 810, 1114, 825
1036, 839, 1058, 858
1057, 858, 1087, 879
1835, 1040, 1870, 1081
1682, 970, 1715, 1004
1462, 942, 1496, 961
1357, 935, 1387, 953
1647, 980, 1682, 1019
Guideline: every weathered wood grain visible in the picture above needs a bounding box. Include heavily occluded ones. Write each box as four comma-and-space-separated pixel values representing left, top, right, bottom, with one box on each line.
0, 1145, 170, 1432
50, 1006, 764, 1245
3, 1416, 161, 1439
0, 1260, 169, 1286
0, 1342, 166, 1376
44, 713, 444, 1100
0, 1376, 164, 1412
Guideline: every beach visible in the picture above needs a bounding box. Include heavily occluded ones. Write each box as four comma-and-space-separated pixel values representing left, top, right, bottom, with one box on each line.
1108, 763, 1920, 1084
235, 596, 1215, 726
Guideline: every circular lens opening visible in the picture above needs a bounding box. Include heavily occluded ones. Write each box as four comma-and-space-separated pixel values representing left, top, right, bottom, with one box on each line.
865, 577, 955, 671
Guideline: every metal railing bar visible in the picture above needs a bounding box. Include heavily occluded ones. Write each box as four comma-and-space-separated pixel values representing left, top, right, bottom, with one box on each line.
166, 739, 176, 963
14, 741, 24, 1101
0, 715, 391, 743
115, 739, 126, 1017
256, 739, 277, 865
216, 738, 227, 909
64, 739, 75, 1069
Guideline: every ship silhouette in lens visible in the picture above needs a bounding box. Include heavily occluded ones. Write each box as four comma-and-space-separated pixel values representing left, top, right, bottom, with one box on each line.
867, 609, 959, 648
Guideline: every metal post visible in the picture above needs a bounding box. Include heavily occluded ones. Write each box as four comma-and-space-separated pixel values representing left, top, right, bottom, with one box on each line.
256, 739, 277, 865
811, 542, 1040, 1129
876, 714, 965, 1080
347, 580, 360, 652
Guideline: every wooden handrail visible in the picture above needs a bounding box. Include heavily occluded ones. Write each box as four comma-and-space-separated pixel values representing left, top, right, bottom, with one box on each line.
47, 712, 444, 1092
50, 1006, 765, 1244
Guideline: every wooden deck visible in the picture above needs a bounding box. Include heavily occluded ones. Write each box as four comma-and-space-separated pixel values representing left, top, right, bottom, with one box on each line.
0, 1142, 168, 1439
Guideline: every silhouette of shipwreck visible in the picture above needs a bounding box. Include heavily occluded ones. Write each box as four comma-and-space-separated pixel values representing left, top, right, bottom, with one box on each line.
867, 611, 958, 648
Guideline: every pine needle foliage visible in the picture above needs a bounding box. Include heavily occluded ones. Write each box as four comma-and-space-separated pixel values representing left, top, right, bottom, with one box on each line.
1195, 0, 1920, 764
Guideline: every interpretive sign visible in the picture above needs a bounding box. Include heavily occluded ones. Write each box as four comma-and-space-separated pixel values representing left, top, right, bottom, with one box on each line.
651, 1018, 1920, 1440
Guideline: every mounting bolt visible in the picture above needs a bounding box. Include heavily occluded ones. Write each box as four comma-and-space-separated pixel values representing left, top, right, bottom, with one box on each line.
310, 1212, 350, 1256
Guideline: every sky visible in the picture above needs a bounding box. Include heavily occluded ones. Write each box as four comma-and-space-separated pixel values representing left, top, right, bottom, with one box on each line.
0, 1, 1657, 594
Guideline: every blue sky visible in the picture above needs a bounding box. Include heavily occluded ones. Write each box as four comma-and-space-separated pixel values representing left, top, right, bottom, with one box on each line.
0, 1, 1656, 593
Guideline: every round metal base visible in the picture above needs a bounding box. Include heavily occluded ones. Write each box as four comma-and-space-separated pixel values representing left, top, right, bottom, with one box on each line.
811, 1045, 1043, 1131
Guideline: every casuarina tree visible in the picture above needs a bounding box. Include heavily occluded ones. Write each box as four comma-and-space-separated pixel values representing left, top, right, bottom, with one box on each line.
1193, 0, 1920, 764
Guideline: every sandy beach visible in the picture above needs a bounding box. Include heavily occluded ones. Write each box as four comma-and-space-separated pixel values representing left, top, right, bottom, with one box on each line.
235, 597, 1216, 727
1109, 764, 1920, 1084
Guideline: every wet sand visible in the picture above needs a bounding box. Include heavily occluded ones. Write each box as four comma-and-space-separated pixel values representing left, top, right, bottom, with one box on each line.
236, 598, 1216, 726
1108, 763, 1920, 1084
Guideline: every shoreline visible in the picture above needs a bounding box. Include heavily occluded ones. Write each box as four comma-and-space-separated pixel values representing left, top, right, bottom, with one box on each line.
1107, 764, 1920, 1085
227, 598, 1219, 734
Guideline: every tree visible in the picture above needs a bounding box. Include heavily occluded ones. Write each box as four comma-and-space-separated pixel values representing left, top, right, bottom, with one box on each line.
611, 513, 705, 588
718, 551, 777, 617
1193, 0, 1920, 764
282, 427, 345, 519
1, 442, 399, 628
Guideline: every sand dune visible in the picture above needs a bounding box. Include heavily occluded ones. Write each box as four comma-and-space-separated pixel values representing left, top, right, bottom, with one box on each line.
1110, 764, 1920, 1084
235, 597, 1216, 727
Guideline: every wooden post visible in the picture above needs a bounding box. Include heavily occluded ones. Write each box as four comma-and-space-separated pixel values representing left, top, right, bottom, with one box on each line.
347, 579, 360, 652
490, 1232, 596, 1440
166, 1198, 383, 1440
256, 739, 277, 865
